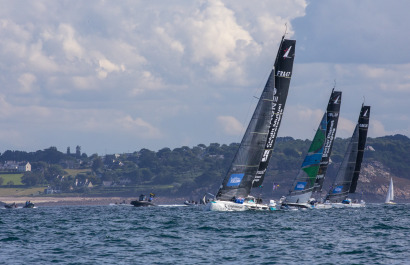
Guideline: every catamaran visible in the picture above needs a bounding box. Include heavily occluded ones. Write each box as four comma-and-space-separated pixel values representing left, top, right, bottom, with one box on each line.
385, 177, 395, 204
206, 36, 296, 211
281, 89, 341, 209
323, 104, 370, 208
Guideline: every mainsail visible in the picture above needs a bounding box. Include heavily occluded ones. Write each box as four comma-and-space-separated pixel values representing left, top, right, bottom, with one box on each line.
325, 124, 360, 203
284, 113, 327, 204
385, 177, 394, 203
252, 38, 296, 188
216, 38, 296, 201
313, 90, 342, 192
349, 105, 370, 193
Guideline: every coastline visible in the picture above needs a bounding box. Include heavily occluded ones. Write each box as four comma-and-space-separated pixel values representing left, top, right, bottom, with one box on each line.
0, 196, 188, 207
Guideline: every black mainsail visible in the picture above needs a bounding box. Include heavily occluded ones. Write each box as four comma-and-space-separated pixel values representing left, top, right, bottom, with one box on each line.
216, 38, 296, 201
325, 104, 370, 202
325, 124, 359, 203
252, 38, 296, 188
312, 90, 342, 192
349, 105, 370, 193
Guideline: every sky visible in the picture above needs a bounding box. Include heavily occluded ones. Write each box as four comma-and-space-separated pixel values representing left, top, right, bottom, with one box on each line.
1, 0, 409, 155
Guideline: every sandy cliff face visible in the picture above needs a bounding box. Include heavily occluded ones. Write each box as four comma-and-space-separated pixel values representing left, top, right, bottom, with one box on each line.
359, 161, 410, 201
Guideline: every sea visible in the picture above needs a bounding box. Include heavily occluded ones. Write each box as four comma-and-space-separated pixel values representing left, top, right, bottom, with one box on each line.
0, 203, 409, 265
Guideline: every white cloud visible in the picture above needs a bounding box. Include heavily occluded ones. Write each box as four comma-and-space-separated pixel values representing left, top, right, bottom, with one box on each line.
18, 73, 37, 93
117, 116, 162, 139
58, 23, 84, 60
28, 41, 59, 72
6, 0, 410, 154
72, 76, 96, 90
217, 115, 244, 135
336, 118, 356, 138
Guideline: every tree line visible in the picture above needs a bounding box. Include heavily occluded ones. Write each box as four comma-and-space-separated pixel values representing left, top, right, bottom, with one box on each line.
0, 134, 409, 197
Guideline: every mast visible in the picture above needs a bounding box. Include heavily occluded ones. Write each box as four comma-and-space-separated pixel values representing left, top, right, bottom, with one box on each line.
252, 37, 296, 188
313, 89, 342, 192
349, 105, 370, 193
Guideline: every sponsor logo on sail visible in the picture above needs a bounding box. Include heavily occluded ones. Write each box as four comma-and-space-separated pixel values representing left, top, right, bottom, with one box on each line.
359, 124, 368, 128
283, 46, 293, 58
322, 121, 335, 158
333, 185, 343, 193
265, 104, 283, 149
276, 70, 291, 77
261, 150, 270, 162
294, 182, 307, 191
227, 173, 244, 187
363, 109, 368, 117
334, 95, 340, 104
273, 87, 278, 102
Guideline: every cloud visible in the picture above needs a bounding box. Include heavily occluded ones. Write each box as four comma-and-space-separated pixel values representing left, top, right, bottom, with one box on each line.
18, 73, 37, 93
336, 117, 356, 138
117, 116, 162, 138
217, 115, 244, 135
96, 58, 125, 79
15, 0, 410, 154
58, 23, 84, 60
293, 0, 410, 64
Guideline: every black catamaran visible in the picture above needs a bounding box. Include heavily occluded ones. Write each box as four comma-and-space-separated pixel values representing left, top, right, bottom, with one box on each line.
282, 89, 341, 208
207, 36, 296, 211
324, 104, 370, 206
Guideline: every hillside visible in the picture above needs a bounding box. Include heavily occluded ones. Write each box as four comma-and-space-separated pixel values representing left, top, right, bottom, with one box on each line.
0, 134, 409, 203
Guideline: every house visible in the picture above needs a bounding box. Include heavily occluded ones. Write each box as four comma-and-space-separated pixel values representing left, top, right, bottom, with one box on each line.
44, 186, 61, 194
18, 162, 31, 172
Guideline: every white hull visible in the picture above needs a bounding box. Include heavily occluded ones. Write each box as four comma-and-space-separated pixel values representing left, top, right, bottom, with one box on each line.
385, 201, 396, 205
313, 203, 332, 209
280, 202, 312, 210
206, 200, 271, 211
331, 202, 365, 208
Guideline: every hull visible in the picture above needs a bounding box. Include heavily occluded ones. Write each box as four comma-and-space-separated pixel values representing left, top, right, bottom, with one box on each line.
280, 202, 312, 209
385, 201, 396, 205
314, 203, 333, 209
4, 204, 18, 209
130, 201, 156, 207
206, 200, 270, 211
23, 203, 35, 208
331, 202, 365, 208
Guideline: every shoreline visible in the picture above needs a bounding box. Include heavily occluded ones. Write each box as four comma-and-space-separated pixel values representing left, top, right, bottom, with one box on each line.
0, 196, 189, 207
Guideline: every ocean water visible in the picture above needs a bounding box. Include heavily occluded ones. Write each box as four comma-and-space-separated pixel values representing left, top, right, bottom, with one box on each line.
0, 204, 409, 265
